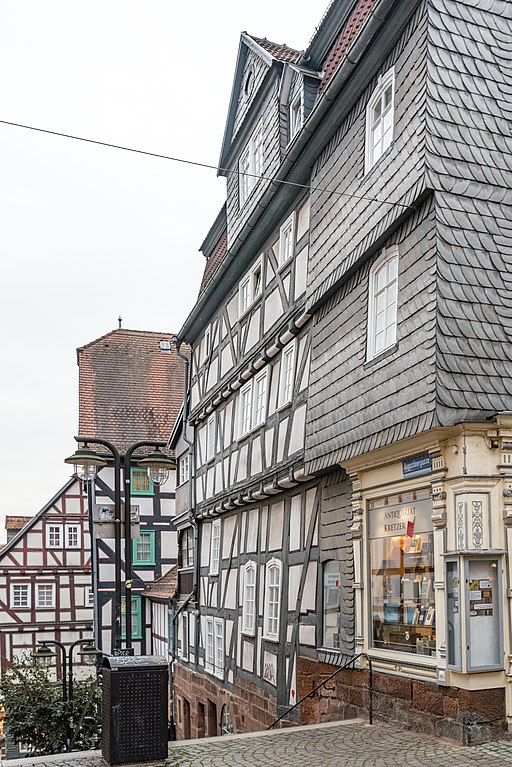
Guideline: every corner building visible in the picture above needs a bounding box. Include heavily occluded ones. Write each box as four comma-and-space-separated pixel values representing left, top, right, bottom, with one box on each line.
173, 0, 512, 744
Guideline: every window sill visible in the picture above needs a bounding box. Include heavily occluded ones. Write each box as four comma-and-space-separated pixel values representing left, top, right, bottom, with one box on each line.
277, 255, 293, 273
364, 342, 398, 369
263, 634, 279, 643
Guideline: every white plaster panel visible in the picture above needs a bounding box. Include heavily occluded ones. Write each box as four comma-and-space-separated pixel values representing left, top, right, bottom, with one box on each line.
296, 198, 310, 240
64, 497, 82, 514
288, 565, 301, 611
206, 465, 214, 499
202, 524, 212, 565
277, 418, 288, 463
302, 562, 317, 612
206, 357, 219, 393
263, 288, 283, 335
294, 246, 308, 300
98, 466, 115, 490
160, 530, 177, 560
244, 307, 261, 356
259, 566, 265, 615
286, 625, 293, 642
247, 508, 258, 553
304, 488, 316, 547
263, 651, 277, 687
269, 501, 284, 551
265, 428, 274, 469
260, 507, 268, 551
289, 494, 301, 551
266, 241, 278, 285
299, 625, 316, 647
283, 274, 291, 304
196, 482, 204, 504
27, 532, 41, 549
222, 516, 236, 559
66, 552, 81, 568
268, 361, 279, 415
289, 655, 297, 705
289, 404, 306, 455
251, 436, 262, 476
210, 583, 218, 609
227, 294, 238, 329
100, 563, 115, 581
223, 401, 234, 449
298, 336, 309, 389
240, 513, 247, 554
225, 570, 237, 610
190, 383, 199, 411
215, 461, 223, 496
237, 443, 248, 483
242, 640, 254, 672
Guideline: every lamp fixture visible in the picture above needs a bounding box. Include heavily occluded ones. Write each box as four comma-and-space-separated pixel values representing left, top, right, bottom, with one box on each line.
137, 448, 175, 486
64, 445, 107, 482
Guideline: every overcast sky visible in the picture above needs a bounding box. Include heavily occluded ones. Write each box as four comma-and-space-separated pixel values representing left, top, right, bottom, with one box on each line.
0, 1, 328, 534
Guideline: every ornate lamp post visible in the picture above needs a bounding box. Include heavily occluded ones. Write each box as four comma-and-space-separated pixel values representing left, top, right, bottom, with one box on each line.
65, 437, 175, 651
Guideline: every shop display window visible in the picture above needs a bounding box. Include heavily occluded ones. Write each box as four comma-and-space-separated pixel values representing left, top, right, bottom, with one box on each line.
323, 561, 341, 649
369, 488, 435, 656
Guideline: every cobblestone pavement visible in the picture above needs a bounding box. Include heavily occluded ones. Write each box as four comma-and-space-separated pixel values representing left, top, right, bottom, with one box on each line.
6, 720, 512, 767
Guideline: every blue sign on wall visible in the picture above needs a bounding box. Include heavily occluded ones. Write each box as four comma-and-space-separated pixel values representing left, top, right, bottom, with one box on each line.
403, 454, 431, 477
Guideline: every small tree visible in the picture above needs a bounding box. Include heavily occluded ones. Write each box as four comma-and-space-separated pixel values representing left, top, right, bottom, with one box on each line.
0, 654, 100, 755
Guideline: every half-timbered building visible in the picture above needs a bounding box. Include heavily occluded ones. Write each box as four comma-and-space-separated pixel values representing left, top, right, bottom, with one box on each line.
172, 0, 512, 745
75, 328, 183, 654
0, 479, 93, 673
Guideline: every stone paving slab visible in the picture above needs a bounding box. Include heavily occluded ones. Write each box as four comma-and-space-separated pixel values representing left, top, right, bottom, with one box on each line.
6, 719, 512, 767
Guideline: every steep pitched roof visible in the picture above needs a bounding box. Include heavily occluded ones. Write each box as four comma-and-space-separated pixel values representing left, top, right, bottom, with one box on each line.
248, 35, 303, 64
77, 329, 185, 454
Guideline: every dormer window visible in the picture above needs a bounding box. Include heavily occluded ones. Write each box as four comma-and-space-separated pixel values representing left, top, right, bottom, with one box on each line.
365, 68, 395, 173
289, 92, 303, 140
239, 122, 263, 207
244, 67, 254, 99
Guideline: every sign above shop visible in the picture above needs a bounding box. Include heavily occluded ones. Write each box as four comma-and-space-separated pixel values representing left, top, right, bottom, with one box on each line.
403, 454, 431, 477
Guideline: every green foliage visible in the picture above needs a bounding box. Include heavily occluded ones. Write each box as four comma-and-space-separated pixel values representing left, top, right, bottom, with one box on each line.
0, 654, 100, 756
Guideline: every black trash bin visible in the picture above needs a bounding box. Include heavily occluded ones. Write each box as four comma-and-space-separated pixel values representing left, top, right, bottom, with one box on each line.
102, 655, 169, 765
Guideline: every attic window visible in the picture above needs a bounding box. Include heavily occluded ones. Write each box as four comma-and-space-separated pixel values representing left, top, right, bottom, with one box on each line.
244, 68, 254, 98
160, 339, 172, 351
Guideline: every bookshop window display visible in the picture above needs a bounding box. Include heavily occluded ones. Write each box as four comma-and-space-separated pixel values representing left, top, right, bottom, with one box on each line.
369, 488, 435, 656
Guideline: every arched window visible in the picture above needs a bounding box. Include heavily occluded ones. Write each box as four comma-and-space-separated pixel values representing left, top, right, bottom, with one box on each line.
365, 68, 395, 172
263, 559, 282, 641
242, 561, 256, 635
367, 246, 399, 360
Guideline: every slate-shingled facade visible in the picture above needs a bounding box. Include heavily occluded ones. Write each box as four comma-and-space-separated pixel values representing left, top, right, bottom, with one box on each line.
171, 0, 512, 744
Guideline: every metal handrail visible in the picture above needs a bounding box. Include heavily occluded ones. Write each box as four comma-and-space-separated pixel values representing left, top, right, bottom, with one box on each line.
267, 652, 373, 730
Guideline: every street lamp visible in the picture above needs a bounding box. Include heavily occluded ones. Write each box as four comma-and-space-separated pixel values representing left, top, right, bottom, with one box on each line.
65, 436, 175, 651
32, 638, 101, 750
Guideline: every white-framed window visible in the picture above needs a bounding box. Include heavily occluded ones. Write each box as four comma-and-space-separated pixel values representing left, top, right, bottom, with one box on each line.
205, 616, 224, 678
181, 528, 194, 569
253, 368, 269, 427
86, 587, 95, 607
239, 382, 253, 437
242, 561, 256, 635
289, 91, 303, 140
278, 341, 296, 407
239, 121, 263, 207
264, 559, 282, 641
238, 256, 263, 318
36, 584, 55, 609
279, 212, 296, 267
365, 67, 395, 173
367, 246, 399, 360
65, 524, 81, 549
210, 519, 221, 576
205, 616, 215, 672
11, 584, 30, 609
206, 413, 216, 461
178, 452, 190, 485
46, 524, 62, 548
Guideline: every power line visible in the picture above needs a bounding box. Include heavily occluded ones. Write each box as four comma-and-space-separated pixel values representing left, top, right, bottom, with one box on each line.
0, 119, 415, 211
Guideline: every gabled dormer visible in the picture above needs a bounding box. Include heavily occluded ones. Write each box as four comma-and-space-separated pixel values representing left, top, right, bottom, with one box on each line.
218, 33, 303, 247
279, 63, 322, 146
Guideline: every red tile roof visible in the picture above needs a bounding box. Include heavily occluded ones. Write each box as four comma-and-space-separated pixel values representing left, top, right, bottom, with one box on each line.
5, 516, 31, 531
200, 227, 228, 292
142, 565, 177, 600
77, 330, 187, 454
319, 0, 377, 94
248, 35, 303, 63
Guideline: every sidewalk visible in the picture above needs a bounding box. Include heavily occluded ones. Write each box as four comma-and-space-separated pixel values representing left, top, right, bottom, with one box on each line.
5, 719, 512, 767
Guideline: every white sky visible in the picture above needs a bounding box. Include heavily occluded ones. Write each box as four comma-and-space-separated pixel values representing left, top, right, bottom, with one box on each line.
0, 1, 328, 535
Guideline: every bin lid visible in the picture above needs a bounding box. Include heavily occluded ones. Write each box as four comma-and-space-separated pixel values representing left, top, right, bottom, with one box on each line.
103, 654, 168, 670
